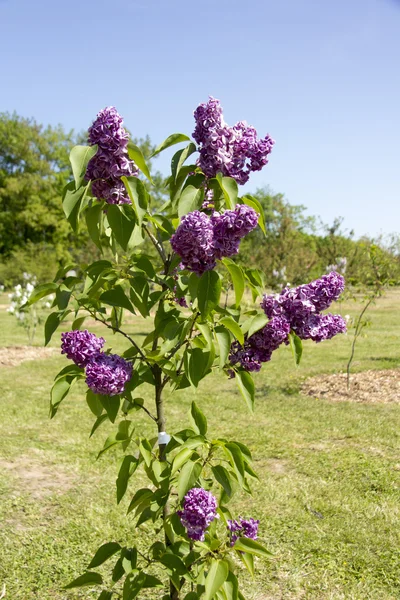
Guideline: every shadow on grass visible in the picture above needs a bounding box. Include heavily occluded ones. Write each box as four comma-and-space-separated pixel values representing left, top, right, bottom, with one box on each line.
370, 357, 400, 364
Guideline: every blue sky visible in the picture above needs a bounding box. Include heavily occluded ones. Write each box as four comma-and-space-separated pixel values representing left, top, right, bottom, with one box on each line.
1, 0, 399, 239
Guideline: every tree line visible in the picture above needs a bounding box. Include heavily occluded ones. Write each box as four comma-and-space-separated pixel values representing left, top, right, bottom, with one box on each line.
1, 111, 399, 288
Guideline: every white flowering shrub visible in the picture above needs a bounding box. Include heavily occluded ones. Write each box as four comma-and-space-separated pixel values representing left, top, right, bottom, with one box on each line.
7, 273, 54, 343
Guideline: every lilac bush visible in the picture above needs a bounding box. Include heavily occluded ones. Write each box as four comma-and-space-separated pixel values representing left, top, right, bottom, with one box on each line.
29, 99, 346, 599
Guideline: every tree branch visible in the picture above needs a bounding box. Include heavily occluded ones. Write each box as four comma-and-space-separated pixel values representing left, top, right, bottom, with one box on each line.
81, 302, 152, 368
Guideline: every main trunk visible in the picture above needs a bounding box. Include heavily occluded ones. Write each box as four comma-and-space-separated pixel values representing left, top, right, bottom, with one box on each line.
154, 365, 180, 600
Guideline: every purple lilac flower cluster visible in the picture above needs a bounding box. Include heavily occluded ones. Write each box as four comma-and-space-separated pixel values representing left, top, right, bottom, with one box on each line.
61, 330, 105, 368
170, 205, 258, 275
85, 353, 132, 396
261, 271, 346, 341
61, 330, 132, 396
85, 106, 138, 205
228, 517, 260, 546
230, 316, 291, 372
230, 272, 346, 372
193, 97, 275, 185
178, 487, 218, 541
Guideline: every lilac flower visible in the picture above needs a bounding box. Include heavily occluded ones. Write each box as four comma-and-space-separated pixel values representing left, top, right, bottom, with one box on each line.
260, 272, 346, 343
193, 97, 274, 185
85, 353, 132, 396
171, 205, 258, 273
212, 205, 258, 259
178, 488, 218, 541
295, 313, 347, 342
85, 106, 138, 205
174, 296, 188, 308
230, 316, 290, 371
299, 271, 345, 312
228, 517, 259, 546
61, 330, 105, 368
170, 211, 216, 275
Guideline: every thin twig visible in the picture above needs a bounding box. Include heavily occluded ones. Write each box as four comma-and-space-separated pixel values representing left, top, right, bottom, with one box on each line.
82, 303, 152, 368
144, 225, 167, 263
137, 403, 158, 423
346, 296, 374, 391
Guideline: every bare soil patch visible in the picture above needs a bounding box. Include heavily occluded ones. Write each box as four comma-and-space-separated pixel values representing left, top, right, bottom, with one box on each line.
0, 457, 73, 499
0, 345, 58, 367
302, 369, 400, 404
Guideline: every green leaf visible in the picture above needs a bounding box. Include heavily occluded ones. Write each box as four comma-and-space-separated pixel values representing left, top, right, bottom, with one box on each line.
178, 185, 204, 218
50, 372, 79, 418
86, 390, 103, 417
62, 181, 86, 232
224, 443, 245, 486
241, 195, 264, 234
72, 315, 86, 330
151, 133, 191, 158
112, 557, 125, 583
222, 259, 245, 307
220, 317, 244, 345
177, 460, 202, 500
122, 547, 138, 574
172, 143, 197, 181
86, 203, 104, 251
106, 204, 136, 251
204, 559, 229, 600
233, 537, 273, 558
235, 369, 255, 412
247, 313, 269, 338
70, 144, 98, 189
64, 571, 103, 589
98, 420, 131, 457
215, 327, 231, 370
122, 176, 148, 226
138, 439, 153, 468
128, 143, 153, 182
129, 276, 150, 318
190, 401, 207, 436
100, 395, 121, 423
188, 348, 208, 387
198, 271, 221, 318
116, 456, 139, 504
127, 488, 153, 515
217, 175, 238, 209
236, 550, 254, 577
44, 311, 63, 346
288, 331, 303, 366
222, 571, 239, 600
98, 591, 113, 600
171, 447, 194, 475
211, 465, 232, 497
26, 282, 58, 305
88, 542, 121, 569
90, 414, 108, 437
100, 286, 135, 314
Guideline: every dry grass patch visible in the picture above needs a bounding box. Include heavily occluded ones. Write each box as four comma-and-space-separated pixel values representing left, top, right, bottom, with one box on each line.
0, 345, 58, 367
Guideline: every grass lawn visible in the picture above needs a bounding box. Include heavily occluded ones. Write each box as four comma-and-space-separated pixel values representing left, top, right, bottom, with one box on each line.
0, 290, 399, 599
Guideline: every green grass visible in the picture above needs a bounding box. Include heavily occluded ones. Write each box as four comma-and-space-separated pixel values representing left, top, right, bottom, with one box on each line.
0, 291, 399, 599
